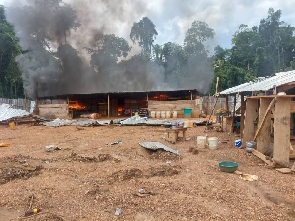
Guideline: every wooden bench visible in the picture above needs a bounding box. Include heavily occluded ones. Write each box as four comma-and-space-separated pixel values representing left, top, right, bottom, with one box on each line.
165, 128, 187, 143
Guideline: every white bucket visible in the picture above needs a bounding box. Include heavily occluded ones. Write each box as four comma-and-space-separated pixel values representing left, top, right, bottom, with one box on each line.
156, 111, 161, 118
197, 136, 206, 149
166, 111, 171, 118
172, 111, 178, 118
150, 111, 156, 118
208, 137, 218, 150
161, 111, 166, 118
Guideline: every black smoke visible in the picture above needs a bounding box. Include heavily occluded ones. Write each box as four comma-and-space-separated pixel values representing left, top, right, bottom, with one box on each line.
5, 0, 214, 99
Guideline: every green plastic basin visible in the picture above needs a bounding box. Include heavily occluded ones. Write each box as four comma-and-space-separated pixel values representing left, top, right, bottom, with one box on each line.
218, 161, 239, 173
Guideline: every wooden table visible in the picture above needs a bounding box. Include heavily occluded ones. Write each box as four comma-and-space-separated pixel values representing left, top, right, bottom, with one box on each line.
165, 127, 187, 143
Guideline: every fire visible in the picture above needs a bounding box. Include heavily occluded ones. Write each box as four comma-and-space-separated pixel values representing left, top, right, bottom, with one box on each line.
69, 101, 86, 110
153, 94, 168, 101
118, 107, 123, 116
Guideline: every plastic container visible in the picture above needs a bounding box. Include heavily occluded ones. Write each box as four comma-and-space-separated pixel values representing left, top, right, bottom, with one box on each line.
25, 208, 42, 216
161, 111, 166, 118
208, 137, 218, 150
197, 136, 206, 148
235, 139, 242, 148
183, 108, 192, 118
172, 111, 178, 118
218, 161, 238, 173
89, 113, 98, 119
166, 111, 171, 118
184, 120, 193, 128
246, 141, 256, 149
150, 111, 156, 118
156, 111, 161, 118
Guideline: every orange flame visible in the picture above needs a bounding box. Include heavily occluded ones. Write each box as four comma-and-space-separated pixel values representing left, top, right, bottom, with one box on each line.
153, 94, 168, 101
69, 101, 86, 110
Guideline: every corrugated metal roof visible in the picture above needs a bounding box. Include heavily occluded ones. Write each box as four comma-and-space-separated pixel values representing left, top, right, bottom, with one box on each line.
220, 70, 295, 94
0, 103, 31, 122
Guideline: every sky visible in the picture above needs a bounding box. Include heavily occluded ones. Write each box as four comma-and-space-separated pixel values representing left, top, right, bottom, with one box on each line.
1, 0, 295, 97
1, 0, 295, 51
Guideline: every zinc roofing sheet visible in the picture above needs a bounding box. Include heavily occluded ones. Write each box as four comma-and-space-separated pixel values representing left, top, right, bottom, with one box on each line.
220, 70, 295, 94
0, 103, 31, 122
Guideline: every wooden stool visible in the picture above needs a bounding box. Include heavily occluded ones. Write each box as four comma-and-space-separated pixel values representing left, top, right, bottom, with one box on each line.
165, 128, 187, 143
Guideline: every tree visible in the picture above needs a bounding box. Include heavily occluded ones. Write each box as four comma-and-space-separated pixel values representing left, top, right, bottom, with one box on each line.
87, 34, 131, 73
184, 21, 215, 56
162, 42, 187, 80
54, 3, 80, 44
5, 0, 81, 98
0, 6, 23, 98
130, 17, 158, 54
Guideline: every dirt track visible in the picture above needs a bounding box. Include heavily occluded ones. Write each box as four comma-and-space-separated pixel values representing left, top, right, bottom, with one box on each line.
0, 120, 295, 221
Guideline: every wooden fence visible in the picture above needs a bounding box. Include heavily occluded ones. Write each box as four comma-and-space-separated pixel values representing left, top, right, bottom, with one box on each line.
0, 98, 33, 113
201, 96, 236, 115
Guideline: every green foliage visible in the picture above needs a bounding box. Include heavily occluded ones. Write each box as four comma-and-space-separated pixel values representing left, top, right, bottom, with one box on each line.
87, 34, 131, 73
0, 6, 23, 98
130, 17, 158, 54
184, 21, 215, 57
211, 8, 295, 94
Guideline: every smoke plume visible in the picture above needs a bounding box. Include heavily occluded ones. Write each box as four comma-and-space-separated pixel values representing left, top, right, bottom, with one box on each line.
5, 0, 214, 99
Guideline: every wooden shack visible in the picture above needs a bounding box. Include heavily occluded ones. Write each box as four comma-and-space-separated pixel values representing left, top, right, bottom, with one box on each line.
36, 89, 202, 119
220, 71, 295, 167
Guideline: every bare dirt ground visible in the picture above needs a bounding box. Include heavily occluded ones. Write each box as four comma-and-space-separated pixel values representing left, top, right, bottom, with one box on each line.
0, 118, 295, 221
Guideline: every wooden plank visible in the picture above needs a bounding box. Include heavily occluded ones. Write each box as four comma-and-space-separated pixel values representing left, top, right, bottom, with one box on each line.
248, 95, 295, 99
230, 94, 237, 133
240, 93, 245, 139
291, 101, 295, 113
252, 149, 275, 167
273, 97, 291, 166
39, 104, 68, 108
225, 95, 229, 112
243, 98, 259, 146
253, 98, 276, 141
256, 98, 273, 153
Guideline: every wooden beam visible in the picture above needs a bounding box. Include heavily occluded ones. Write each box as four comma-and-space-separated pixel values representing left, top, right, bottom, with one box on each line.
225, 95, 229, 112
215, 77, 219, 95
291, 101, 295, 113
252, 149, 275, 167
256, 98, 273, 153
253, 98, 276, 141
231, 93, 237, 133
243, 98, 259, 146
240, 93, 245, 139
273, 97, 291, 166
107, 94, 110, 118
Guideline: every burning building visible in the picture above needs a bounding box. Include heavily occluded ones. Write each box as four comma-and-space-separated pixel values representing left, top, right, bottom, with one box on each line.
4, 0, 214, 118
37, 89, 202, 119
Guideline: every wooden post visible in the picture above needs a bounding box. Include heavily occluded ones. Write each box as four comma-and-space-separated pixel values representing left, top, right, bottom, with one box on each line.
273, 97, 291, 166
34, 82, 39, 115
147, 93, 149, 113
243, 98, 259, 147
240, 93, 245, 138
231, 93, 237, 133
67, 96, 69, 116
107, 94, 110, 118
24, 94, 27, 111
256, 98, 272, 153
215, 77, 219, 95
225, 95, 229, 112
206, 95, 210, 115
190, 91, 192, 100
